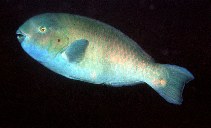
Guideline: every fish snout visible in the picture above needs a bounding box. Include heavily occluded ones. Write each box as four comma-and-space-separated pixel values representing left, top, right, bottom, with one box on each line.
16, 29, 26, 43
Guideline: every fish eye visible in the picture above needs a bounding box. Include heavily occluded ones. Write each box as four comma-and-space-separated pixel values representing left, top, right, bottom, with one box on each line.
39, 26, 47, 33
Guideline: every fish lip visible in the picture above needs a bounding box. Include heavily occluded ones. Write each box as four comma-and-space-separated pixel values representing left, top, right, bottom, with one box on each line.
16, 29, 27, 43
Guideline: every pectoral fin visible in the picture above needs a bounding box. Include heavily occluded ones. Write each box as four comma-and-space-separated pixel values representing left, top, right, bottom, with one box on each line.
62, 39, 89, 63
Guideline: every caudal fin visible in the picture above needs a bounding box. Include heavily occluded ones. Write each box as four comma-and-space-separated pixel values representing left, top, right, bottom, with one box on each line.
149, 64, 194, 105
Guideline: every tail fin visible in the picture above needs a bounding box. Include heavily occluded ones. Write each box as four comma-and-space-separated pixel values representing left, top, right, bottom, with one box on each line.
149, 64, 194, 105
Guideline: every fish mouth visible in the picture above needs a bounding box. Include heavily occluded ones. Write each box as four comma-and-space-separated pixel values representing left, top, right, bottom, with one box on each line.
16, 29, 27, 43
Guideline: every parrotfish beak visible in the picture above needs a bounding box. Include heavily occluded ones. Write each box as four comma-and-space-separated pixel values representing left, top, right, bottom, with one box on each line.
16, 29, 26, 43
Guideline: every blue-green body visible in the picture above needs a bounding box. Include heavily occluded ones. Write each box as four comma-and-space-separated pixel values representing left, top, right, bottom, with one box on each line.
17, 13, 194, 104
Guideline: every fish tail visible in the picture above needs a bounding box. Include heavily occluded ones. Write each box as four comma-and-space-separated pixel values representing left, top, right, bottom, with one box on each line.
149, 64, 194, 105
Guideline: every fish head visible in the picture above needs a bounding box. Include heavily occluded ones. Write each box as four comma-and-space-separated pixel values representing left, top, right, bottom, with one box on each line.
16, 13, 70, 63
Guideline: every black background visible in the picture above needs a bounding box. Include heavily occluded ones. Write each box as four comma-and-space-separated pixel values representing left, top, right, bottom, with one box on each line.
0, 0, 210, 128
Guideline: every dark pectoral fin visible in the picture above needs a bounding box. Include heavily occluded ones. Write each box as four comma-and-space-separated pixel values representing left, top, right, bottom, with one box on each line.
64, 39, 89, 63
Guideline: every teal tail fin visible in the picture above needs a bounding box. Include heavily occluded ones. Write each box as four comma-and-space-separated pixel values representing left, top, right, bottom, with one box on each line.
149, 64, 194, 105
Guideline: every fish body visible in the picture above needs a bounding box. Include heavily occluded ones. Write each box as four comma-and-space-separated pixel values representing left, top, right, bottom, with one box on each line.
16, 13, 194, 104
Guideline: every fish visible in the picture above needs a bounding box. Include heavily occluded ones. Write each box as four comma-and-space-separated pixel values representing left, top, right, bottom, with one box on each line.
16, 13, 194, 105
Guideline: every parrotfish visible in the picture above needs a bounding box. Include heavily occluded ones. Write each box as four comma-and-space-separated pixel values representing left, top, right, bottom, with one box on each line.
16, 13, 194, 104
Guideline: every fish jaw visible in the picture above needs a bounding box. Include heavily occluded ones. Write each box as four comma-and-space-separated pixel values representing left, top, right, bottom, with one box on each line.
16, 29, 27, 43
17, 33, 52, 65
16, 27, 54, 64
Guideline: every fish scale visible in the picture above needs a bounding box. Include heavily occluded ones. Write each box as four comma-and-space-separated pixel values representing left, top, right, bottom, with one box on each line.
16, 13, 194, 104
